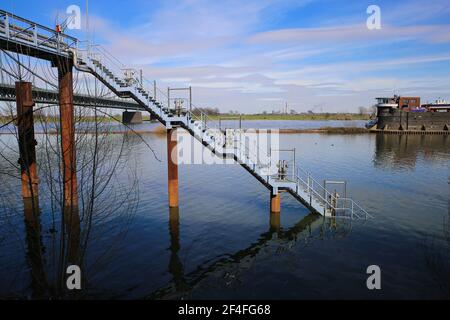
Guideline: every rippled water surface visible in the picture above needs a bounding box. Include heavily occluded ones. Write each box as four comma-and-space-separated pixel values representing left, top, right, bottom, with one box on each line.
0, 122, 448, 299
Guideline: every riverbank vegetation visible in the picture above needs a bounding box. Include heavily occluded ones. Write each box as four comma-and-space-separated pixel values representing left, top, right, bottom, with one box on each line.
279, 127, 369, 134
1, 111, 371, 124
213, 113, 371, 121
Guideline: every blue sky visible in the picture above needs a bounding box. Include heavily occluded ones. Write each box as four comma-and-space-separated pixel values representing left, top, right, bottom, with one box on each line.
3, 0, 450, 112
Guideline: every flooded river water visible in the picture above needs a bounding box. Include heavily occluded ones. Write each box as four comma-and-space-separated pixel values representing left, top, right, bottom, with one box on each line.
0, 120, 448, 299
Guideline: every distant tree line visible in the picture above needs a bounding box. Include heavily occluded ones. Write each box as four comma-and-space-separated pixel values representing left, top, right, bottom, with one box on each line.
358, 105, 377, 115
184, 105, 376, 117
191, 107, 220, 116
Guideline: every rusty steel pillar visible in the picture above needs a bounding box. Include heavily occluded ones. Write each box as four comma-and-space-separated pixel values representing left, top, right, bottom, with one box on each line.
269, 211, 281, 233
65, 206, 81, 265
58, 60, 78, 208
169, 207, 180, 251
168, 207, 181, 273
167, 128, 179, 208
23, 197, 48, 297
168, 206, 187, 291
57, 59, 80, 269
16, 81, 39, 199
270, 191, 281, 213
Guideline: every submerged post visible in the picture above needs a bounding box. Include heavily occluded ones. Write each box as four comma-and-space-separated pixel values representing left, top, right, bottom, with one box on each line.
167, 127, 179, 208
58, 59, 78, 208
16, 81, 39, 199
269, 211, 281, 233
168, 206, 187, 290
23, 197, 48, 298
270, 190, 280, 213
56, 58, 80, 268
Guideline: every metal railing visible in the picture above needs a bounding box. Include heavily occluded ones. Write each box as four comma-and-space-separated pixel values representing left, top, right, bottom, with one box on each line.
80, 44, 196, 122
335, 197, 372, 219
294, 165, 372, 219
0, 9, 78, 56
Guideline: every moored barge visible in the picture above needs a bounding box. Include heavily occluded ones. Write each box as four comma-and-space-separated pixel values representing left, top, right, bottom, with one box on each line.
368, 95, 450, 133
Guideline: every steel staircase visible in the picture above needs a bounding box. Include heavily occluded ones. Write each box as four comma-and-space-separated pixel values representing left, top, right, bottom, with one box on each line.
0, 9, 372, 219
74, 46, 371, 219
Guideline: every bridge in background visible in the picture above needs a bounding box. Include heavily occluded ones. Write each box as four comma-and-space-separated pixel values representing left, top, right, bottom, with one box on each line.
0, 83, 143, 110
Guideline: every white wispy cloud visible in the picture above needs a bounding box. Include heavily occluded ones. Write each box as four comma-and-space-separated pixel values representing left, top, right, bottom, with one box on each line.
248, 24, 450, 45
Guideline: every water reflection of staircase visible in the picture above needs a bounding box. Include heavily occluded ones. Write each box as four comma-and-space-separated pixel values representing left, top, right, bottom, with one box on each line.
148, 211, 353, 299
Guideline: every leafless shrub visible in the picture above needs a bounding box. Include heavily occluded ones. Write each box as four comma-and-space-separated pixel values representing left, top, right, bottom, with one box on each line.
0, 52, 158, 298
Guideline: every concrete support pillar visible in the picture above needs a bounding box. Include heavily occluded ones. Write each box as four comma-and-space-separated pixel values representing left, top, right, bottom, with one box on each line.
122, 111, 143, 124
270, 191, 281, 213
167, 128, 179, 208
16, 81, 39, 199
58, 60, 78, 208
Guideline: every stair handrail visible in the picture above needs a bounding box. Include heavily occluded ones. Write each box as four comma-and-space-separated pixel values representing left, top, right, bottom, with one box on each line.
94, 44, 126, 69
295, 166, 360, 217
188, 104, 219, 130
295, 174, 335, 211
295, 165, 372, 219
85, 44, 150, 97
296, 165, 336, 203
84, 46, 169, 115
84, 45, 234, 137
336, 198, 372, 219
0, 9, 78, 52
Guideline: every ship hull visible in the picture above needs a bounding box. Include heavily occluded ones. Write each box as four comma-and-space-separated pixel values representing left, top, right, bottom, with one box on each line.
376, 107, 449, 131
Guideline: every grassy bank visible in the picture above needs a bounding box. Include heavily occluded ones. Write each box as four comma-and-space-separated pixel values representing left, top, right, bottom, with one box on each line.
127, 125, 370, 135
1, 113, 371, 124
0, 124, 369, 135
279, 127, 369, 134
210, 113, 371, 121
